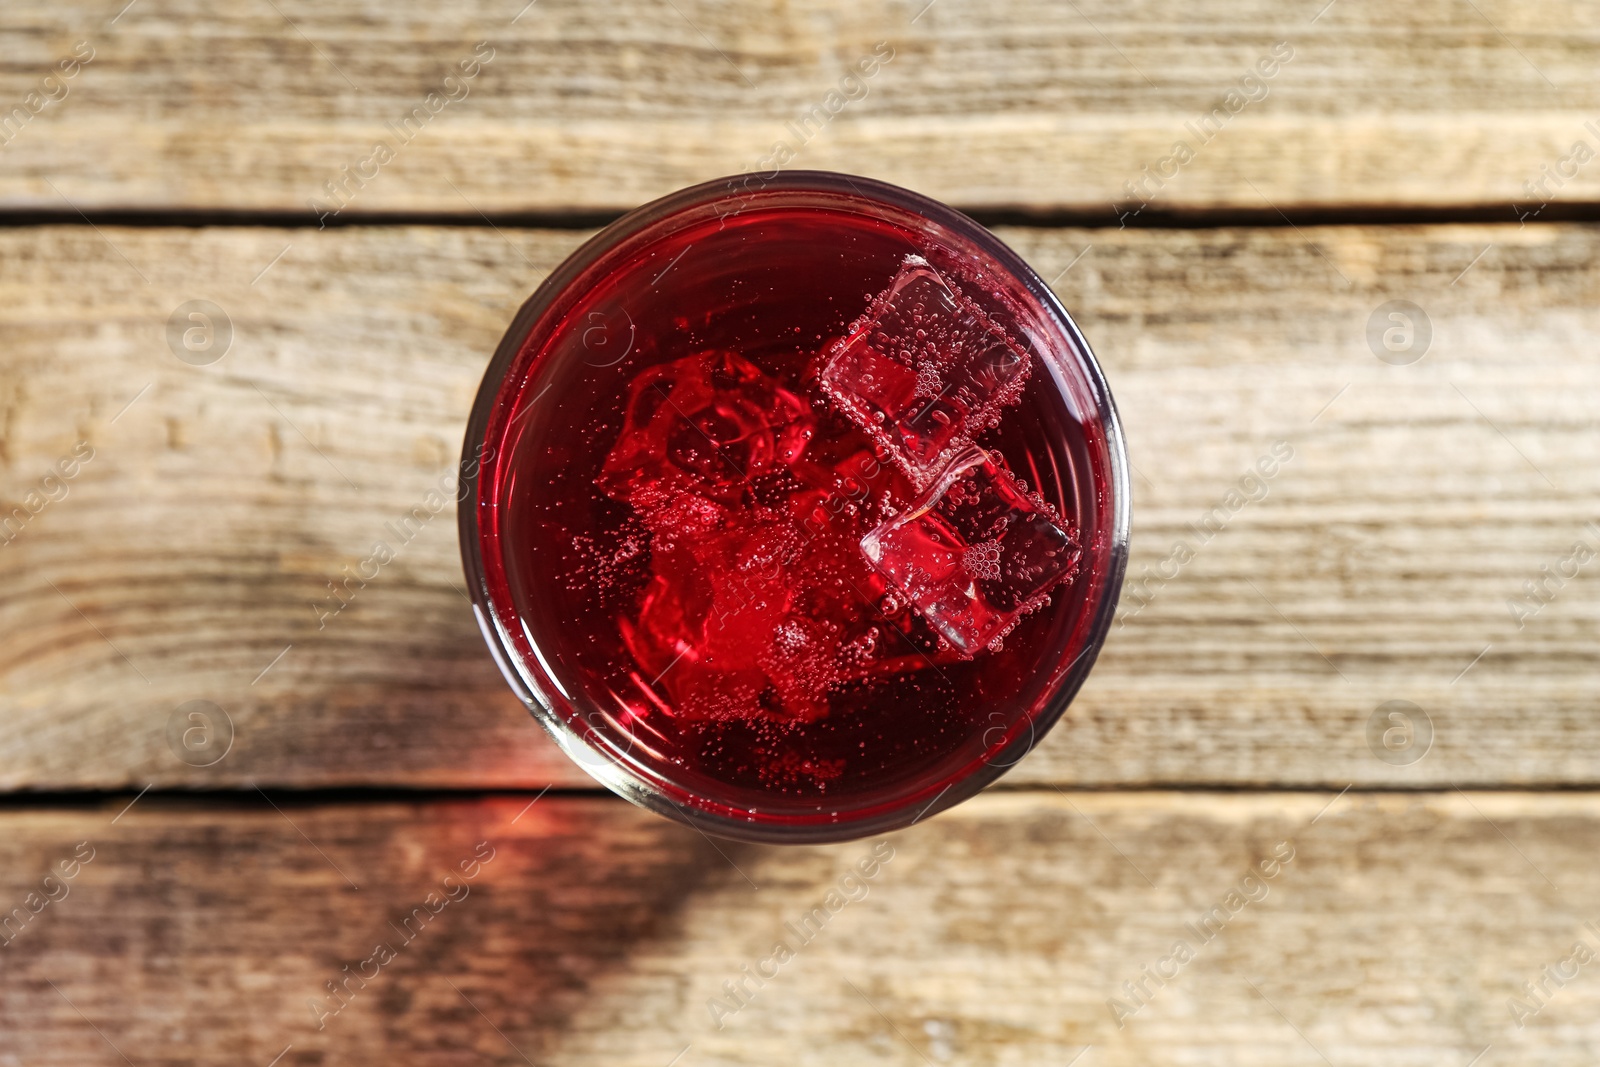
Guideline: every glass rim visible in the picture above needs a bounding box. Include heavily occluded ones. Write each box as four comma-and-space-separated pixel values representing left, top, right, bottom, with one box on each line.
458, 169, 1131, 844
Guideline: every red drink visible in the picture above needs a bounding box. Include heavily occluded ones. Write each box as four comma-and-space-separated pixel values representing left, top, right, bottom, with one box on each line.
461, 173, 1128, 842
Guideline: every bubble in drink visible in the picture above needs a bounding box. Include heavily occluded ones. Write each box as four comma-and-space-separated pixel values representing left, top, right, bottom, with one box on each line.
818, 256, 1031, 487
860, 446, 1081, 655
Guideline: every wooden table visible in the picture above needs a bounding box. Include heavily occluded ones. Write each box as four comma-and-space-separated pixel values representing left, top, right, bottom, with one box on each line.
2, 1, 1598, 1063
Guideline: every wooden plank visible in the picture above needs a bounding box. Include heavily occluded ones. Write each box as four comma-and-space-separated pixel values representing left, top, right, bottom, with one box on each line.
0, 222, 1596, 790
3, 1, 1600, 213
1, 790, 1597, 1063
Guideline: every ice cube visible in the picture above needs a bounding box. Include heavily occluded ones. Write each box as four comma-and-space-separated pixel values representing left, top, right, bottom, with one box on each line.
616, 507, 882, 724
859, 447, 1080, 655
819, 257, 1030, 487
597, 350, 813, 508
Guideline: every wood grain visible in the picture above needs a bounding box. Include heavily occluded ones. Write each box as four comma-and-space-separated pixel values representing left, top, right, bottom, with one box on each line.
2, 790, 1598, 1064
3, 0, 1600, 213
0, 222, 1595, 790
4, 6, 1593, 1063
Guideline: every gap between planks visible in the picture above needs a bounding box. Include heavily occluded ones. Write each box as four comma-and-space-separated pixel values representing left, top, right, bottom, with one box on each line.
2, 202, 1600, 231
6, 783, 1600, 814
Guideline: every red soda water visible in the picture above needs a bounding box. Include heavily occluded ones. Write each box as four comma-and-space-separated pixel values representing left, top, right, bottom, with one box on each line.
464, 174, 1126, 840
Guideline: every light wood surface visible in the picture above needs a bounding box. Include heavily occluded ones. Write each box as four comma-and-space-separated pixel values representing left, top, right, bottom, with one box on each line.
4, 3, 1599, 1060
2, 1, 1599, 213
3, 790, 1598, 1065
1, 223, 1595, 790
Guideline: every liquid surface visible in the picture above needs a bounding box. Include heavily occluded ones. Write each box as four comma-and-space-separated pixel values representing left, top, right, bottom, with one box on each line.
482, 202, 1113, 818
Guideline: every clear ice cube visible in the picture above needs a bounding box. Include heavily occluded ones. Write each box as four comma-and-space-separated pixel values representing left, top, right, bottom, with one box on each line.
818, 257, 1030, 487
859, 447, 1080, 655
597, 350, 813, 508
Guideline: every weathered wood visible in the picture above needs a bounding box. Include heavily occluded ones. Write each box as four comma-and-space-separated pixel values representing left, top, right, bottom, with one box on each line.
2, 0, 1599, 213
1, 790, 1597, 1064
0, 222, 1595, 790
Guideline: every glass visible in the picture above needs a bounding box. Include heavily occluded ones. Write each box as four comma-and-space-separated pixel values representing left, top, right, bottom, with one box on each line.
459, 171, 1129, 843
